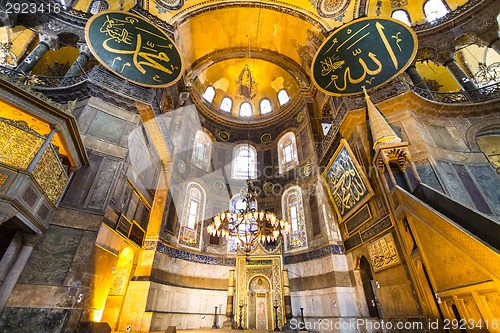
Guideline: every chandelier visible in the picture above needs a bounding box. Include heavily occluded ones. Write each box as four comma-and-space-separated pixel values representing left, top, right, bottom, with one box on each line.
207, 179, 291, 253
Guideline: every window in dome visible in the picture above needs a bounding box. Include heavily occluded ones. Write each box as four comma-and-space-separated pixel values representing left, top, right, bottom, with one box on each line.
392, 10, 412, 26
88, 0, 109, 14
232, 144, 257, 179
239, 102, 252, 117
278, 132, 299, 173
202, 86, 216, 103
282, 186, 308, 251
278, 89, 290, 106
178, 182, 205, 249
191, 130, 212, 171
220, 97, 232, 112
260, 99, 272, 115
423, 0, 449, 22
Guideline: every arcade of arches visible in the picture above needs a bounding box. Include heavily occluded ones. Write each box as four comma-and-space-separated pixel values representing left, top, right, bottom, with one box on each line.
0, 0, 499, 332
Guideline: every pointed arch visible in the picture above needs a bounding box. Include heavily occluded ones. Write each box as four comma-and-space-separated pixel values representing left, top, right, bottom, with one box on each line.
282, 186, 308, 251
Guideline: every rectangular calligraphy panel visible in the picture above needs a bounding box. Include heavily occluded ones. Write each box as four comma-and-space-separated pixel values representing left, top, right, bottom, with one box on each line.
321, 139, 374, 222
367, 233, 401, 272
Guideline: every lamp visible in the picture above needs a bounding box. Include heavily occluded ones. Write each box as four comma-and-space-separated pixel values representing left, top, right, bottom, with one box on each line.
207, 179, 291, 253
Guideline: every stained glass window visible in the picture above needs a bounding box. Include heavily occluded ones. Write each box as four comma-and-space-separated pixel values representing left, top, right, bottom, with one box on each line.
278, 132, 299, 173
202, 86, 216, 103
232, 144, 257, 179
220, 97, 232, 112
282, 186, 307, 251
178, 183, 205, 249
191, 130, 212, 171
227, 194, 258, 252
278, 89, 290, 106
260, 99, 272, 115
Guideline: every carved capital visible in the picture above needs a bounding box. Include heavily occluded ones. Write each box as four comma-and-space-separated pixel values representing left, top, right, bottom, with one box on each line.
435, 50, 455, 66
39, 33, 59, 50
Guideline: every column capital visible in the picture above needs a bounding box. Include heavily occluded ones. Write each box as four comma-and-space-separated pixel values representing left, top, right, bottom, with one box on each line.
435, 50, 455, 66
22, 233, 43, 247
77, 44, 92, 57
38, 33, 59, 50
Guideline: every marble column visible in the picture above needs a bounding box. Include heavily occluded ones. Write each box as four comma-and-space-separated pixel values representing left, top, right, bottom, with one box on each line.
282, 269, 294, 329
443, 58, 478, 92
14, 34, 57, 75
0, 233, 41, 314
26, 127, 57, 173
405, 65, 430, 90
64, 45, 90, 78
223, 269, 235, 328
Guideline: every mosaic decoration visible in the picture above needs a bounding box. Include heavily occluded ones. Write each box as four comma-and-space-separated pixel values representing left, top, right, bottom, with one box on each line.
316, 0, 350, 18
390, 0, 408, 8
296, 112, 305, 123
155, 0, 184, 11
284, 244, 344, 265
260, 133, 272, 143
214, 180, 225, 191
322, 139, 374, 222
303, 163, 312, 177
144, 240, 236, 266
85, 11, 183, 87
219, 131, 230, 141
177, 160, 185, 173
312, 18, 418, 96
283, 187, 308, 251
368, 233, 401, 272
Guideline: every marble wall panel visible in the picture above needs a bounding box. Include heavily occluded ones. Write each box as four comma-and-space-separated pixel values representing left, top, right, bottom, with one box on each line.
0, 308, 69, 333
18, 225, 83, 285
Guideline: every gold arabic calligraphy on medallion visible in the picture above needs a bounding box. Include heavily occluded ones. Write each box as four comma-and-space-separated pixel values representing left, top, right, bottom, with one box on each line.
322, 139, 373, 221
312, 17, 417, 95
85, 11, 183, 88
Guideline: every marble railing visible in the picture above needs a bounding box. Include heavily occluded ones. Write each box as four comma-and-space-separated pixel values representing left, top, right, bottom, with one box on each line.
408, 81, 500, 103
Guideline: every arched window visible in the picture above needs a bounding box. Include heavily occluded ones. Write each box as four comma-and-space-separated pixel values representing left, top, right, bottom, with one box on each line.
178, 182, 205, 249
191, 130, 212, 171
278, 89, 290, 106
392, 10, 411, 26
282, 186, 308, 251
232, 144, 257, 179
227, 194, 258, 252
260, 99, 272, 115
423, 0, 449, 22
88, 0, 109, 14
278, 132, 299, 173
220, 97, 232, 112
239, 102, 252, 117
202, 86, 216, 103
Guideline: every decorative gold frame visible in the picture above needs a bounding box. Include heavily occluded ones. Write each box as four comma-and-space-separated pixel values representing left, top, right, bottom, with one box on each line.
321, 139, 374, 222
85, 10, 184, 88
